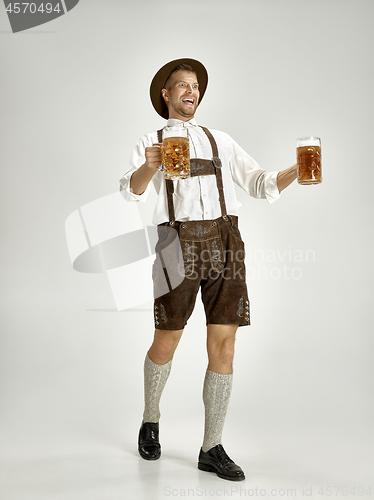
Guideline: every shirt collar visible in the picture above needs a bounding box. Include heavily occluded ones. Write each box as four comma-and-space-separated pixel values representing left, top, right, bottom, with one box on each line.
166, 118, 198, 128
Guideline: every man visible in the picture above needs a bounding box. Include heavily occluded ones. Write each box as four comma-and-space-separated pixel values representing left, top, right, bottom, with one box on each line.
120, 58, 297, 481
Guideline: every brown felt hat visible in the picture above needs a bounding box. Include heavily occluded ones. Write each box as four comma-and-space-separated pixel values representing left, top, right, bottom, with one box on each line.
150, 58, 208, 119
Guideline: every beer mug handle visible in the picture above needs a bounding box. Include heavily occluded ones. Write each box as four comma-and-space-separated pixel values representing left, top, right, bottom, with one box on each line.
157, 128, 165, 172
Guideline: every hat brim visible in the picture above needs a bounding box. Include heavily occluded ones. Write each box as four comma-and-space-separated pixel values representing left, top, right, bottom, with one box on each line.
150, 58, 208, 119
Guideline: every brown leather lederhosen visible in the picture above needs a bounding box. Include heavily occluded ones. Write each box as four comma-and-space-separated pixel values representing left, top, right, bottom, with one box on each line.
153, 126, 250, 330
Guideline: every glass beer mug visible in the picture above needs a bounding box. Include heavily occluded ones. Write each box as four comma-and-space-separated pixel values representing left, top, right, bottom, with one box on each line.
297, 137, 322, 185
162, 127, 190, 180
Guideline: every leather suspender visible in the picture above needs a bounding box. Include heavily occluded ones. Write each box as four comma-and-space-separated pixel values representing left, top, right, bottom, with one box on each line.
157, 129, 176, 223
200, 126, 227, 220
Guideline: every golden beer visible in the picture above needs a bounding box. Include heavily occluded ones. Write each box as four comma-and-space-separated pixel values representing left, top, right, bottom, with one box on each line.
297, 137, 322, 185
162, 136, 190, 180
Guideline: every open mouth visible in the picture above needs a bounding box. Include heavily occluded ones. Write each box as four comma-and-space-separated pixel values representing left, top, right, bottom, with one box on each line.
182, 98, 194, 105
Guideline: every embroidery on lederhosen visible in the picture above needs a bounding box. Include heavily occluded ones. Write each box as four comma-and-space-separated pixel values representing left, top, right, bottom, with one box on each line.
159, 303, 168, 323
154, 303, 159, 327
245, 299, 250, 323
179, 221, 225, 277
154, 302, 168, 327
178, 240, 195, 277
209, 238, 224, 273
236, 296, 250, 324
190, 159, 216, 176
188, 224, 212, 238
237, 297, 244, 317
191, 163, 204, 173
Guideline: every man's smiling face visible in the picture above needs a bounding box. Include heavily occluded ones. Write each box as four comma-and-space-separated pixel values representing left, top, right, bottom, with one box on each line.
161, 70, 200, 121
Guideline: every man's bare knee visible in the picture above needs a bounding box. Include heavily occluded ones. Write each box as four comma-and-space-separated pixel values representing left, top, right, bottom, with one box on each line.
208, 338, 235, 364
148, 329, 183, 364
206, 324, 237, 374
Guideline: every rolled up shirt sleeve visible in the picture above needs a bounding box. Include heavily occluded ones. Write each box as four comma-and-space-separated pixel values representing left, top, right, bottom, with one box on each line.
119, 135, 154, 202
119, 169, 151, 202
229, 137, 281, 204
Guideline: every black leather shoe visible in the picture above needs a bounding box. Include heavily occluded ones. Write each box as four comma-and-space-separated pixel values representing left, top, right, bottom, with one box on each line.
138, 422, 161, 460
198, 444, 245, 481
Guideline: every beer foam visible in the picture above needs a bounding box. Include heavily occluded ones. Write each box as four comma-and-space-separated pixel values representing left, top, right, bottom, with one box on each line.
297, 137, 321, 147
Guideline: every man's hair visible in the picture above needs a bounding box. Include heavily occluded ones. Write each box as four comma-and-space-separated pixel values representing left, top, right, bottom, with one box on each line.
163, 64, 197, 90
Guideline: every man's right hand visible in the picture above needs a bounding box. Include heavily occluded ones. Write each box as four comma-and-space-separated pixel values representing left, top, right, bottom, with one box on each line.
130, 143, 163, 195
145, 143, 163, 171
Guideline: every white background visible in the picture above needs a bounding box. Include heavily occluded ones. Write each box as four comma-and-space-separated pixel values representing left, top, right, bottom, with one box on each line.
1, 1, 373, 499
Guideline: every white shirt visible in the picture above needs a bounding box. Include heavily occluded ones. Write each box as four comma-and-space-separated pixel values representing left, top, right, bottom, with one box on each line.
120, 118, 280, 225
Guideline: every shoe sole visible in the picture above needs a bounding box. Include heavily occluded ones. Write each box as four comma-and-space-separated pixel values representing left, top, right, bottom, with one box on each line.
198, 462, 245, 481
138, 447, 161, 461
138, 424, 161, 461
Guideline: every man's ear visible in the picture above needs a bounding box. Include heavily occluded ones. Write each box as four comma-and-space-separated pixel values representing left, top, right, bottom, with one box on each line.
161, 88, 169, 102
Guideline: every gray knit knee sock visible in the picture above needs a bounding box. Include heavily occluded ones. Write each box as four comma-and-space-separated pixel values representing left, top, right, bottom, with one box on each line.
202, 369, 233, 453
142, 353, 172, 423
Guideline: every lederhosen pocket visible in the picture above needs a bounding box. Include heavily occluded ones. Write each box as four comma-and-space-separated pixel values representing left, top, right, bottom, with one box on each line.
178, 220, 225, 277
